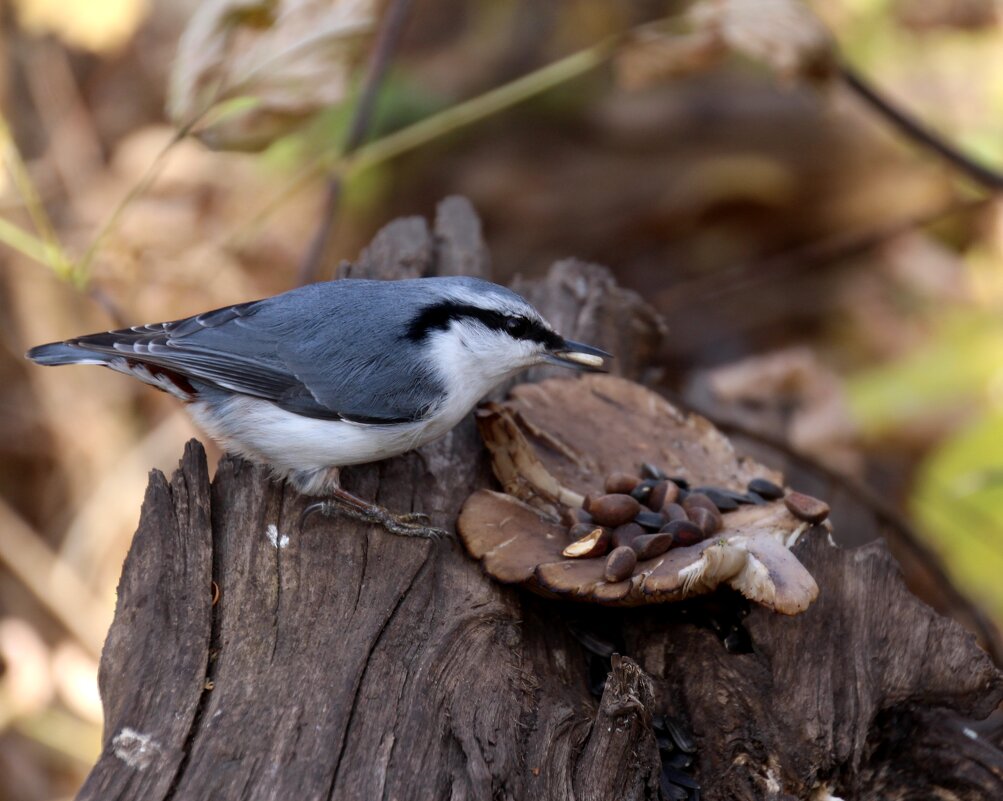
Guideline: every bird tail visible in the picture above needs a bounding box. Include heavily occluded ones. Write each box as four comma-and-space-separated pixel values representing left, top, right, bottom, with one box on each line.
25, 341, 108, 366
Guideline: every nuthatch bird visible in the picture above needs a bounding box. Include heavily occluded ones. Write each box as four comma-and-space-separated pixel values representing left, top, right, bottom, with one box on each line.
28, 277, 609, 539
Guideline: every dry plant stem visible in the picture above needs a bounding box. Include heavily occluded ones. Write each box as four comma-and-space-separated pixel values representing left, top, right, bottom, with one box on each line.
74, 125, 192, 284
0, 215, 51, 264
233, 36, 618, 244
297, 0, 416, 286
840, 62, 1003, 192
702, 412, 1003, 666
0, 113, 72, 279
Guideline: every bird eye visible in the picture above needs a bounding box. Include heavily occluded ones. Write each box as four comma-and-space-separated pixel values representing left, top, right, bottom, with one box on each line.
505, 317, 530, 338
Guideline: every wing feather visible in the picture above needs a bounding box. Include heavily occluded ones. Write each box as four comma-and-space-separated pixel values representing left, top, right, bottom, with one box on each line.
65, 286, 440, 423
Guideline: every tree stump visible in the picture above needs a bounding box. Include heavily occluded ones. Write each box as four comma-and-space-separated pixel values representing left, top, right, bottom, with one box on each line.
78, 198, 1003, 801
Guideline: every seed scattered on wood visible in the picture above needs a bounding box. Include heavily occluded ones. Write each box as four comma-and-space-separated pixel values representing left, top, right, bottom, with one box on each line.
660, 774, 688, 800
662, 763, 700, 790
688, 506, 721, 536
568, 522, 604, 541
612, 522, 644, 549
682, 493, 717, 517
640, 462, 667, 480
784, 491, 830, 523
605, 471, 640, 495
693, 486, 749, 505
662, 503, 689, 523
723, 628, 752, 654
561, 506, 593, 527
697, 488, 740, 511
604, 546, 637, 582
745, 491, 768, 506
635, 509, 666, 531
662, 519, 705, 547
668, 476, 690, 490
562, 526, 611, 558
585, 493, 642, 526
648, 480, 679, 511
748, 477, 784, 500
567, 622, 616, 658
630, 480, 656, 503
664, 717, 697, 753
634, 532, 674, 559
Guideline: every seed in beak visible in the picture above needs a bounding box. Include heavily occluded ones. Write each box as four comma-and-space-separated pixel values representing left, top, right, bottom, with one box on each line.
563, 351, 604, 368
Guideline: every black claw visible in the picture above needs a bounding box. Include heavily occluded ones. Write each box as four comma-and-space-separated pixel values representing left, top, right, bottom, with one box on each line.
299, 500, 328, 530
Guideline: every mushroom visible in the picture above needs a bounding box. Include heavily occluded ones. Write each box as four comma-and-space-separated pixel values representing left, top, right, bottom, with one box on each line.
458, 374, 823, 613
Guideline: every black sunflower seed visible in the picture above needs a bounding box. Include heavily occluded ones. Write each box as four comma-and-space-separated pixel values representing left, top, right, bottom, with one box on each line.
694, 486, 751, 505
665, 717, 696, 753
662, 764, 700, 790
635, 510, 666, 531
656, 732, 675, 753
692, 487, 739, 511
659, 775, 689, 801
630, 480, 657, 503
747, 477, 784, 500
567, 623, 616, 659
723, 626, 752, 654
641, 462, 667, 480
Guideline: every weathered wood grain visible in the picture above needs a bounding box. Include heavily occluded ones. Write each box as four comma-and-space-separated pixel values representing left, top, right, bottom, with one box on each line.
79, 198, 1003, 801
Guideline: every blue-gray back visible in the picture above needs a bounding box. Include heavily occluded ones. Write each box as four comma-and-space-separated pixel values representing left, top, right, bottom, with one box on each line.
44, 277, 525, 423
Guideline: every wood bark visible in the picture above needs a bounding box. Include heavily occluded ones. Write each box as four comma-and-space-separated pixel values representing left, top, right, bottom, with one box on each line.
79, 197, 1003, 801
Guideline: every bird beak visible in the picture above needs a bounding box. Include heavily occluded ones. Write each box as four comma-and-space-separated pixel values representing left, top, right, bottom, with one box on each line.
545, 339, 611, 372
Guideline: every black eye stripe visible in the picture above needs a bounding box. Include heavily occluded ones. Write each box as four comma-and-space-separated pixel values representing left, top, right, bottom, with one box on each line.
406, 301, 563, 349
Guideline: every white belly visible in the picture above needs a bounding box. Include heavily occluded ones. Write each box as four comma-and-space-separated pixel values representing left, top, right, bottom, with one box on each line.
187, 394, 463, 477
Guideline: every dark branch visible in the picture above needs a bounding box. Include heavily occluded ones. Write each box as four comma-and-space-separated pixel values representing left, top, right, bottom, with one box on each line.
840, 62, 1003, 193
296, 0, 416, 286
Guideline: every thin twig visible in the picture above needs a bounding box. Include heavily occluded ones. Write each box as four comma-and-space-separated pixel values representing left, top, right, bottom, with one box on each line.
658, 197, 988, 312
73, 126, 190, 285
839, 62, 1003, 192
0, 113, 73, 280
232, 37, 617, 247
297, 0, 416, 286
695, 411, 1003, 666
0, 215, 52, 264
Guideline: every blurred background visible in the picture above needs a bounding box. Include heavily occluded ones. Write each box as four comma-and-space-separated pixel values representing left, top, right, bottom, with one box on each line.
2, 0, 1003, 797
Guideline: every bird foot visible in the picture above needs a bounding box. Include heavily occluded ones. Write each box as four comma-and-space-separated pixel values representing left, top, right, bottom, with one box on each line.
301, 498, 449, 541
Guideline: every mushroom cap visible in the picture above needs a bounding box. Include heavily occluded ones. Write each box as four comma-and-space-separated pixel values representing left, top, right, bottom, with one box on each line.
458, 374, 822, 613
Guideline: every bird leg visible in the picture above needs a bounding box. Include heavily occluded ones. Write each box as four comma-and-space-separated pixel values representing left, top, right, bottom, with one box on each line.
300, 485, 449, 540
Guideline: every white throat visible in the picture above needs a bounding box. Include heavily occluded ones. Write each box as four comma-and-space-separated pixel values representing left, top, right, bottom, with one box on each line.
422, 327, 536, 434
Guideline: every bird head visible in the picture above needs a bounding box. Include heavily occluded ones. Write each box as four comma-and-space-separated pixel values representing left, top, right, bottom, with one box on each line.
405, 278, 610, 390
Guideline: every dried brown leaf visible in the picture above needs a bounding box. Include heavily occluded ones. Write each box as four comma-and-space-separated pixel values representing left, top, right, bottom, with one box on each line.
614, 29, 724, 91
690, 0, 836, 82
167, 0, 376, 150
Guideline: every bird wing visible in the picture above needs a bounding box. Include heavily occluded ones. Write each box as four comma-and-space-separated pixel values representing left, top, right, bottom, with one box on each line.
66, 292, 441, 424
